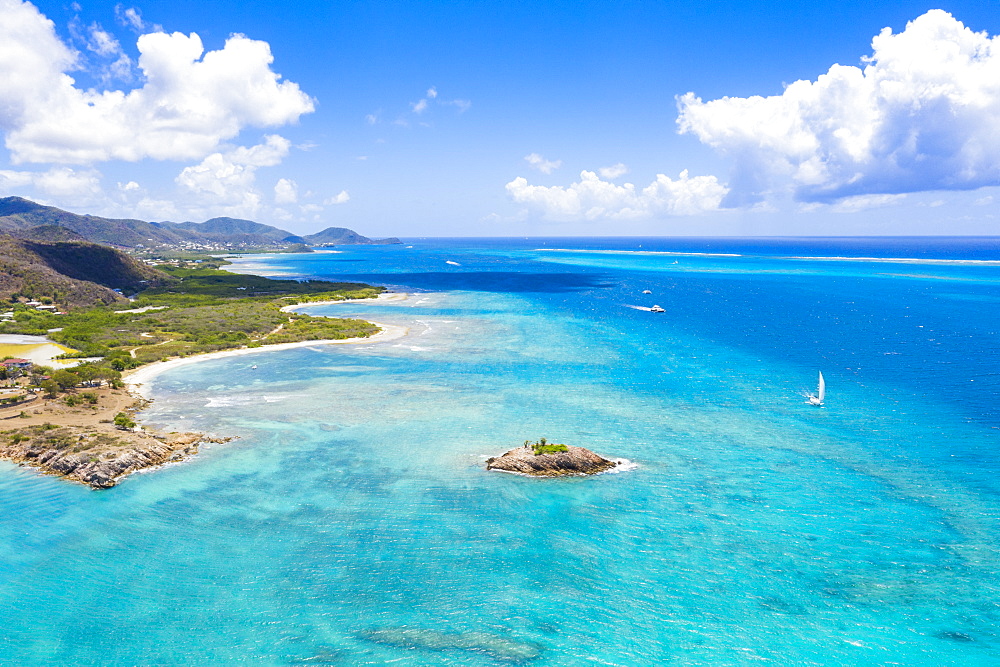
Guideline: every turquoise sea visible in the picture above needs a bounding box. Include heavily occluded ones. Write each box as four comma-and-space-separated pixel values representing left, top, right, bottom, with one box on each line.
2, 237, 1000, 665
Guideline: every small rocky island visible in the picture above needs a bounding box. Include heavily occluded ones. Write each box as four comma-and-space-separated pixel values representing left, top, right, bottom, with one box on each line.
486, 438, 619, 476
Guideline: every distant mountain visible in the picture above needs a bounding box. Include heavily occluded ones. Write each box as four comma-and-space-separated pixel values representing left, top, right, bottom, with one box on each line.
304, 226, 401, 246
168, 217, 306, 246
0, 236, 172, 308
0, 197, 187, 247
0, 197, 397, 250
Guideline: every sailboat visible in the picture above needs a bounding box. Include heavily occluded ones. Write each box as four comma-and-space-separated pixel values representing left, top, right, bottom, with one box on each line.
807, 371, 825, 406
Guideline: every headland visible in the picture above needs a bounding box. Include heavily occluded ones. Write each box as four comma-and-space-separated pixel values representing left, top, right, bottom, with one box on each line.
0, 260, 406, 488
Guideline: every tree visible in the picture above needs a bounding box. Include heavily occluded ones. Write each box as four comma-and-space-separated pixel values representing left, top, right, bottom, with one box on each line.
95, 367, 121, 386
73, 365, 99, 387
51, 370, 81, 390
113, 412, 136, 430
40, 379, 59, 398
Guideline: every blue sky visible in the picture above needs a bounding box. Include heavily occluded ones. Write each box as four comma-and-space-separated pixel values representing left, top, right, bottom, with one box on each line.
1, 0, 999, 237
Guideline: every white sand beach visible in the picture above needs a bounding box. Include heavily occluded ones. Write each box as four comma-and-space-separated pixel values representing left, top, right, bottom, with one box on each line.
279, 290, 409, 313
124, 293, 410, 395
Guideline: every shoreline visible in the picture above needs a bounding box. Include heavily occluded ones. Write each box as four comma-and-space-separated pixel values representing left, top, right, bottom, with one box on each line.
2, 293, 410, 488
279, 290, 410, 312
124, 321, 409, 394
126, 291, 410, 394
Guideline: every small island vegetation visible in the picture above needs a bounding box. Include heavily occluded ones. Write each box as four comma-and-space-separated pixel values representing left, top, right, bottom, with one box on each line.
524, 437, 568, 455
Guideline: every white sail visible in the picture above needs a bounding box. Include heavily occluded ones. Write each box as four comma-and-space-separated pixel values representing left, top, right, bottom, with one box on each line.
806, 371, 825, 406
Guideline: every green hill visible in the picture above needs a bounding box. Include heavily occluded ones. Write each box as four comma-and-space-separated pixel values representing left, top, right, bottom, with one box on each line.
0, 236, 172, 308
0, 197, 187, 247
170, 217, 305, 245
304, 226, 401, 245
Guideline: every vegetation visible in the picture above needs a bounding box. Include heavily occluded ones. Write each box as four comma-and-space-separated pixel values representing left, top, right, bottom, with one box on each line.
113, 412, 136, 430
2, 423, 124, 453
0, 393, 27, 406
0, 263, 383, 374
525, 438, 569, 455
0, 235, 171, 308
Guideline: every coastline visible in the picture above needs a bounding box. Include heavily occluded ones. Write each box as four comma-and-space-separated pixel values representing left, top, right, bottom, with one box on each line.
279, 290, 410, 312
124, 321, 409, 395
1, 293, 410, 488
126, 291, 410, 394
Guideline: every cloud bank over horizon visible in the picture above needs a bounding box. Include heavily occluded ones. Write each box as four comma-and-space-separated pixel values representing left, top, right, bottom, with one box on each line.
506, 170, 728, 220
509, 9, 1000, 223
677, 9, 1000, 207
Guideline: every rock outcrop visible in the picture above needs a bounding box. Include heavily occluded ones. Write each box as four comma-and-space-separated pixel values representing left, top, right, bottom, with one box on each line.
0, 431, 228, 489
486, 443, 619, 476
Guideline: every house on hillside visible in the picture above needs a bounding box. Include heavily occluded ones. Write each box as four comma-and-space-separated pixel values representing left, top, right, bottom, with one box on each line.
1, 359, 33, 378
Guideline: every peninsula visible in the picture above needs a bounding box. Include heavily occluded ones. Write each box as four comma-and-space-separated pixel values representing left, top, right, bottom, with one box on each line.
0, 254, 391, 488
486, 439, 620, 476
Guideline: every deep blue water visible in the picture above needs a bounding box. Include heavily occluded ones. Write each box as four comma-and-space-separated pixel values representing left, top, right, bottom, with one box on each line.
2, 237, 1000, 664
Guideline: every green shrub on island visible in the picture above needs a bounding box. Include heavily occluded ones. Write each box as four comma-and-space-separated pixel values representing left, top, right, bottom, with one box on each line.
526, 438, 569, 455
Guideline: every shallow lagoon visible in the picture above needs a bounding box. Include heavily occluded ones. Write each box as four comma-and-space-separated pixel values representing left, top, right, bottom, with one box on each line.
1, 238, 999, 664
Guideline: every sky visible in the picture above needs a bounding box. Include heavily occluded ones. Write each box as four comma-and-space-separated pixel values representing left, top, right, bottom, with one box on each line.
1, 0, 1000, 237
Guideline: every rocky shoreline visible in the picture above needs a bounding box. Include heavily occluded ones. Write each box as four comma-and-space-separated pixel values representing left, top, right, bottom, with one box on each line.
0, 384, 233, 489
0, 430, 229, 489
486, 443, 620, 476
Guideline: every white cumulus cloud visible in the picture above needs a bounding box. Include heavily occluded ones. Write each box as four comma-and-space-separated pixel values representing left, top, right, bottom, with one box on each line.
274, 177, 298, 204
677, 10, 1000, 206
506, 170, 727, 220
175, 135, 291, 219
0, 0, 315, 164
599, 163, 629, 179
524, 153, 562, 174
0, 166, 104, 207
86, 23, 123, 57
323, 190, 350, 205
